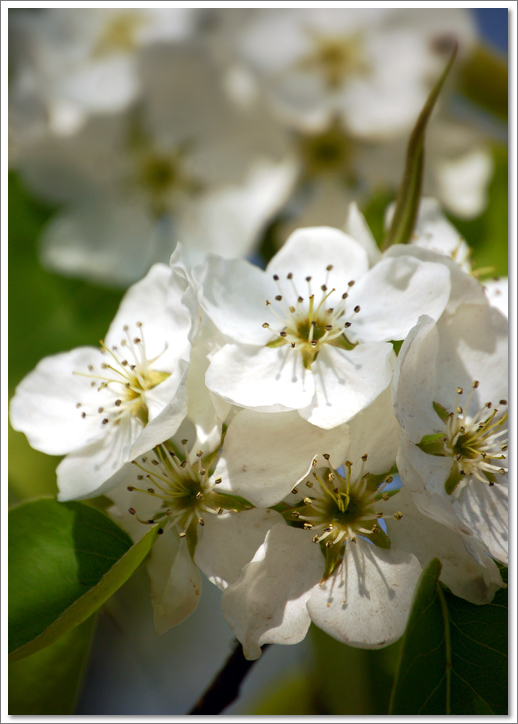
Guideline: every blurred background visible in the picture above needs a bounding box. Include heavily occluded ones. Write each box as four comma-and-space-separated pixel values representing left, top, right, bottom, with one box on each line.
8, 7, 508, 715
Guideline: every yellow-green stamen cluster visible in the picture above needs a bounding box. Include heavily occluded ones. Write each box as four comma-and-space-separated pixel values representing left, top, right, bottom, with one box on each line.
74, 322, 169, 427
127, 443, 226, 533
263, 268, 360, 369
290, 455, 399, 579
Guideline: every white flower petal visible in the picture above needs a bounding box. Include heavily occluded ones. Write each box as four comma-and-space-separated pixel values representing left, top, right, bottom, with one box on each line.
453, 478, 508, 566
56, 418, 141, 500
194, 508, 284, 590
147, 532, 201, 635
206, 344, 315, 413
193, 257, 277, 345
344, 202, 382, 267
10, 347, 106, 455
299, 343, 395, 429
307, 540, 421, 648
266, 226, 369, 292
214, 409, 350, 507
221, 523, 323, 660
384, 244, 486, 310
392, 314, 441, 442
345, 387, 399, 473
385, 487, 503, 604
483, 277, 508, 318
347, 255, 451, 342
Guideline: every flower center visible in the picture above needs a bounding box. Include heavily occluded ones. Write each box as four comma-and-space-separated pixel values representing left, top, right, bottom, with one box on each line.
93, 12, 147, 58
262, 267, 360, 369
125, 443, 253, 551
286, 456, 400, 580
298, 121, 354, 178
133, 144, 204, 217
418, 381, 508, 494
300, 33, 370, 89
74, 322, 169, 428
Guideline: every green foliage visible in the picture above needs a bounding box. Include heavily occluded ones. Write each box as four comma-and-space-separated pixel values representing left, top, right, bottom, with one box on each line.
9, 615, 97, 715
390, 559, 508, 715
311, 625, 401, 714
9, 498, 158, 661
247, 672, 320, 715
458, 44, 508, 122
382, 46, 458, 251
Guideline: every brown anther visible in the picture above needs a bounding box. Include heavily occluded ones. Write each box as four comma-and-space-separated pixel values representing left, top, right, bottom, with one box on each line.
196, 450, 203, 458
325, 540, 333, 548
291, 342, 296, 348
500, 399, 508, 405
137, 475, 144, 480
486, 402, 492, 408
321, 284, 327, 292
312, 535, 320, 543
196, 492, 203, 500
312, 458, 318, 466
280, 331, 287, 337
382, 493, 390, 501
147, 488, 154, 493
115, 399, 122, 407
199, 469, 206, 476
472, 380, 480, 388
179, 531, 186, 538
81, 412, 86, 419
342, 292, 348, 299
306, 481, 313, 488
303, 497, 313, 505
76, 402, 81, 408
287, 273, 293, 279
215, 478, 222, 484
498, 468, 506, 474
456, 406, 463, 414
292, 511, 300, 518
262, 322, 270, 328
354, 305, 361, 313
181, 439, 188, 445
348, 280, 355, 287
325, 324, 333, 331
217, 508, 224, 514
311, 320, 317, 326
180, 460, 188, 468
129, 508, 136, 515
344, 322, 352, 328
324, 526, 333, 532
323, 453, 330, 460
289, 306, 296, 313
306, 276, 312, 282
88, 365, 94, 371
273, 274, 279, 281
303, 523, 313, 529
393, 512, 403, 520
127, 486, 135, 491
502, 445, 508, 451
361, 454, 368, 461
376, 512, 384, 518
291, 488, 298, 495
311, 340, 317, 347
275, 295, 282, 301
152, 459, 159, 466
121, 360, 128, 366
385, 476, 393, 484
456, 387, 464, 394
102, 418, 109, 425
298, 296, 303, 303
198, 518, 205, 527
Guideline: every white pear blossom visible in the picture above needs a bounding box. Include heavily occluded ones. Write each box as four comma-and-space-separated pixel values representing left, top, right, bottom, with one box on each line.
225, 8, 476, 138
9, 8, 199, 138
483, 277, 508, 318
107, 437, 284, 634
194, 224, 451, 429
15, 43, 295, 286
219, 392, 502, 659
9, 254, 193, 500
393, 305, 508, 564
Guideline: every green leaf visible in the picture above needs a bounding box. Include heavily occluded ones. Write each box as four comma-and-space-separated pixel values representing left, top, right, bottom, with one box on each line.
458, 43, 508, 122
247, 672, 320, 715
382, 46, 458, 251
8, 614, 97, 715
390, 559, 508, 715
9, 498, 158, 661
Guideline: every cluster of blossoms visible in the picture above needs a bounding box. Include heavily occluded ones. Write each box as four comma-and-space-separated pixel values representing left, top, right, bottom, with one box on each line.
11, 199, 508, 658
9, 7, 493, 286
